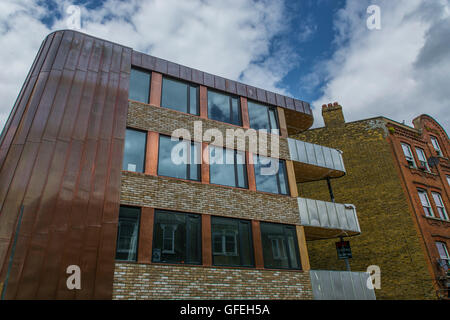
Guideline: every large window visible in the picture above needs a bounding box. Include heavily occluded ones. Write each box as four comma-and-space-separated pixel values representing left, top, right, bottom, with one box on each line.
161, 77, 199, 115
430, 136, 443, 157
431, 192, 449, 221
436, 242, 450, 265
418, 189, 434, 217
211, 217, 254, 267
260, 222, 300, 270
209, 146, 247, 188
208, 90, 241, 126
401, 143, 416, 168
253, 155, 289, 195
129, 68, 151, 103
115, 206, 140, 261
158, 135, 201, 181
152, 210, 201, 265
415, 148, 430, 171
123, 128, 147, 173
247, 101, 279, 133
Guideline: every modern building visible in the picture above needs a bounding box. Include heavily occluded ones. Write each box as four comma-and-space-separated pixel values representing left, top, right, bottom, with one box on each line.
0, 30, 373, 300
296, 103, 450, 300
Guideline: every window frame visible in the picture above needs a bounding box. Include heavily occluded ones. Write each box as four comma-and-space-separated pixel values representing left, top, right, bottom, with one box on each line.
123, 127, 147, 173
401, 143, 416, 168
253, 155, 290, 195
415, 147, 430, 171
436, 242, 450, 261
431, 192, 449, 221
115, 206, 141, 262
418, 189, 434, 217
209, 146, 248, 189
161, 76, 199, 115
247, 100, 280, 134
207, 89, 242, 126
430, 136, 443, 156
210, 216, 255, 268
157, 134, 202, 182
260, 222, 301, 270
129, 67, 151, 104
152, 210, 202, 265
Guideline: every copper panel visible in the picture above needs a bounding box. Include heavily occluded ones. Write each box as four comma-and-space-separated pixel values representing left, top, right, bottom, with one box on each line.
0, 30, 130, 299
146, 131, 159, 176
240, 97, 249, 129
251, 220, 264, 268
138, 207, 154, 263
246, 152, 256, 192
199, 86, 207, 119
149, 72, 162, 107
277, 107, 288, 138
201, 215, 212, 266
201, 143, 210, 184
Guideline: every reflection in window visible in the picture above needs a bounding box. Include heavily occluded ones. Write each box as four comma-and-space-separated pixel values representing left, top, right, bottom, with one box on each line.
260, 222, 300, 270
209, 146, 247, 188
432, 192, 449, 220
158, 135, 201, 181
418, 189, 434, 217
430, 136, 442, 156
208, 90, 241, 126
152, 210, 201, 264
115, 206, 140, 261
129, 68, 151, 103
123, 128, 147, 173
253, 155, 289, 195
211, 217, 254, 267
161, 77, 199, 115
415, 148, 430, 171
247, 101, 279, 133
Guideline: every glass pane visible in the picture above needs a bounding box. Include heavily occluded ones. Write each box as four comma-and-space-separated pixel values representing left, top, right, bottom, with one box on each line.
236, 151, 247, 188
161, 78, 188, 113
285, 227, 300, 269
253, 155, 286, 195
189, 143, 201, 181
268, 108, 279, 132
208, 90, 231, 124
436, 242, 449, 259
260, 222, 289, 269
210, 147, 247, 188
278, 160, 289, 195
189, 86, 199, 115
123, 128, 146, 172
186, 215, 201, 264
153, 211, 186, 263
248, 101, 270, 131
115, 206, 140, 261
158, 135, 188, 179
239, 221, 254, 267
231, 97, 241, 126
416, 148, 426, 162
211, 217, 240, 266
129, 68, 150, 103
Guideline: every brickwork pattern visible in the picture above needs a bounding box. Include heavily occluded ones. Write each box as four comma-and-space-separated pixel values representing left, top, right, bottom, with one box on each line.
113, 263, 313, 300
295, 117, 436, 300
121, 171, 300, 225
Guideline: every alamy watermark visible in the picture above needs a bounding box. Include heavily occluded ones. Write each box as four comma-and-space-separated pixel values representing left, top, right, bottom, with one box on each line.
367, 5, 381, 30
66, 5, 81, 30
366, 265, 381, 289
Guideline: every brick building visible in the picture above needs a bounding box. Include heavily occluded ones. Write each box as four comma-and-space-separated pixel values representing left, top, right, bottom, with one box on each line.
296, 103, 450, 299
0, 30, 373, 300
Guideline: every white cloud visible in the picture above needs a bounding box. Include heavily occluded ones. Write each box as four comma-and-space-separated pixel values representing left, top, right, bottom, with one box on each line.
0, 0, 295, 132
310, 0, 450, 131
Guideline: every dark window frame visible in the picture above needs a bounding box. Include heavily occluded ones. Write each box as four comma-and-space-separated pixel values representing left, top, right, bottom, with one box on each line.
260, 222, 301, 270
123, 127, 147, 173
209, 146, 248, 189
115, 205, 141, 262
247, 100, 280, 134
253, 155, 290, 195
207, 89, 242, 126
157, 134, 202, 182
129, 66, 151, 104
152, 209, 202, 265
161, 76, 199, 115
211, 216, 255, 268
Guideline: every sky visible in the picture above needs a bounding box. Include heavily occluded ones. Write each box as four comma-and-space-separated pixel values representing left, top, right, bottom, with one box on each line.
0, 0, 449, 133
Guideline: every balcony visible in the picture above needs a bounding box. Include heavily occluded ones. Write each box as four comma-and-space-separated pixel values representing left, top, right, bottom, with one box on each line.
297, 197, 360, 240
310, 270, 376, 300
287, 138, 346, 182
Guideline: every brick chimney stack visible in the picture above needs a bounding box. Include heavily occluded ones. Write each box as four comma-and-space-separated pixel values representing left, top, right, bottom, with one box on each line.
322, 102, 345, 127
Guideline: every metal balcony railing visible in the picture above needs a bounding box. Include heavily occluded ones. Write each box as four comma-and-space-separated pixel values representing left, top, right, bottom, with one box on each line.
310, 270, 376, 300
298, 197, 360, 239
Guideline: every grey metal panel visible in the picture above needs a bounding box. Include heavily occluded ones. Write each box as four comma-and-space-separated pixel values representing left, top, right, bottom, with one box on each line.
336, 203, 349, 230
316, 200, 330, 228
362, 272, 377, 300
323, 146, 334, 168
306, 198, 320, 226
326, 201, 339, 229
341, 271, 356, 300
314, 144, 326, 167
288, 138, 298, 162
309, 270, 324, 300
295, 140, 308, 163
305, 142, 316, 165
331, 148, 344, 171
297, 197, 309, 226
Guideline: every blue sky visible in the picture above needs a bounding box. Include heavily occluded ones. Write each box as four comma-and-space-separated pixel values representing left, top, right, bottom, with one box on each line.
0, 0, 449, 131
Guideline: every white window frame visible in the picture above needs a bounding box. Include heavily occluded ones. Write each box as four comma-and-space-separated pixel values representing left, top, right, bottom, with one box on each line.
431, 192, 449, 221
415, 147, 430, 171
161, 223, 177, 254
269, 236, 287, 260
436, 242, 450, 267
418, 189, 434, 217
446, 175, 450, 187
430, 136, 443, 157
212, 230, 238, 256
401, 143, 416, 168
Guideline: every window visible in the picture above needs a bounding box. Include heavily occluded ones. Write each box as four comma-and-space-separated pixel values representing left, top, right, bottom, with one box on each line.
161, 77, 199, 115
211, 217, 254, 267
430, 136, 443, 157
260, 222, 300, 270
247, 101, 279, 133
436, 242, 450, 265
432, 192, 449, 220
447, 175, 450, 186
418, 189, 434, 217
152, 210, 201, 264
253, 155, 289, 195
115, 206, 140, 261
401, 143, 416, 168
123, 128, 147, 173
158, 135, 201, 181
415, 148, 430, 171
208, 90, 241, 126
209, 146, 247, 188
129, 68, 151, 103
